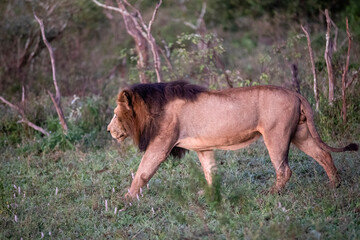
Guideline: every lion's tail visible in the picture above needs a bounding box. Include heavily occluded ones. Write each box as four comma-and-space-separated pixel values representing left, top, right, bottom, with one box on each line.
298, 94, 358, 153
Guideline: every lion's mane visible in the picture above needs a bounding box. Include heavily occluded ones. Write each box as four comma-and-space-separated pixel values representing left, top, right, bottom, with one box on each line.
120, 80, 206, 158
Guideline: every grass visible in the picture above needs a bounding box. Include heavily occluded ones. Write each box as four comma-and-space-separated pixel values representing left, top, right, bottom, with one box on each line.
1, 138, 359, 239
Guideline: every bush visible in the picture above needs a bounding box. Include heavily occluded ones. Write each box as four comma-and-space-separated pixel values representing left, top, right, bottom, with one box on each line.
315, 90, 360, 143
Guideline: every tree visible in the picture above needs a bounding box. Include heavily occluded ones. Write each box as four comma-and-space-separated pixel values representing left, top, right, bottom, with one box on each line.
92, 0, 163, 83
34, 11, 68, 133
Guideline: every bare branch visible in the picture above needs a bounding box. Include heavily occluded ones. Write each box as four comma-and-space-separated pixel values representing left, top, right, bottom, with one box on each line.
21, 86, 25, 103
27, 34, 41, 63
158, 45, 173, 71
196, 1, 207, 29
0, 96, 23, 114
21, 85, 25, 110
182, 2, 206, 31
148, 0, 162, 34
34, 11, 68, 133
183, 21, 197, 30
47, 90, 67, 132
34, 12, 60, 101
346, 67, 360, 89
92, 0, 130, 16
301, 25, 319, 111
324, 9, 335, 104
18, 119, 50, 136
0, 96, 50, 136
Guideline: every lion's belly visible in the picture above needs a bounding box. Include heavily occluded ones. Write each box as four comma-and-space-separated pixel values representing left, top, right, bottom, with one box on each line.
177, 131, 261, 151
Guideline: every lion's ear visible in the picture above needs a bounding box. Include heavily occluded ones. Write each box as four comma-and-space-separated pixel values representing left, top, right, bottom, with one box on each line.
118, 90, 133, 110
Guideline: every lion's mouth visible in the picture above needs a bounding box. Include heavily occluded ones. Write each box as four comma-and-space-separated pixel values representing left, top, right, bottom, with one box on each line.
116, 134, 126, 141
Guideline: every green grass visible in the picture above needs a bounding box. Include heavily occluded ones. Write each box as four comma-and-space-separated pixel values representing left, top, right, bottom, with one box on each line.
1, 139, 359, 239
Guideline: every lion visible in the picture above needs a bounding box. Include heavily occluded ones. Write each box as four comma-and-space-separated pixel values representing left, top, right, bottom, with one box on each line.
107, 80, 358, 198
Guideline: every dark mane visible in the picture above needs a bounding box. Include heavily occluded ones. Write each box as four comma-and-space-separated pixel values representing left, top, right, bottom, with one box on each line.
130, 80, 206, 158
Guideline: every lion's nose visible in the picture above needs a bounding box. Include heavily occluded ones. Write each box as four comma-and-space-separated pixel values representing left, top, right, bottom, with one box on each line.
107, 125, 110, 132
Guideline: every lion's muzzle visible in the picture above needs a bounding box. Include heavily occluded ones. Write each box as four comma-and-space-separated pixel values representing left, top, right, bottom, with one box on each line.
107, 114, 128, 142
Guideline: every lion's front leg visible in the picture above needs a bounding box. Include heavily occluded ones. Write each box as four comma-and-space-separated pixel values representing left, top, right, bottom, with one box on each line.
126, 150, 168, 199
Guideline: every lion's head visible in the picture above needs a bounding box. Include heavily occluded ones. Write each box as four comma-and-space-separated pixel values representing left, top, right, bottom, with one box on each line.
107, 89, 148, 145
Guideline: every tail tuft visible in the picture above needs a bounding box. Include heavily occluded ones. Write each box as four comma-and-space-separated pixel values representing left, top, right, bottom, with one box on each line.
344, 143, 359, 152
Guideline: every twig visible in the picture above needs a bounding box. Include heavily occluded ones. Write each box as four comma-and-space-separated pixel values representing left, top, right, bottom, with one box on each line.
346, 67, 360, 89
301, 25, 319, 111
92, 0, 129, 16
158, 44, 173, 71
21, 86, 25, 105
47, 90, 68, 133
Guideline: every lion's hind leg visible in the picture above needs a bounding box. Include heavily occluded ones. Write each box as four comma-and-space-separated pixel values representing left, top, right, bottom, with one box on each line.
292, 123, 340, 187
197, 150, 217, 186
262, 134, 293, 194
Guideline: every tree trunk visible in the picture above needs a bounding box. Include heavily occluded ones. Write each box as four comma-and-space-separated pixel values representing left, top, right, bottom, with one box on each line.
324, 9, 335, 105
118, 2, 149, 83
341, 18, 351, 124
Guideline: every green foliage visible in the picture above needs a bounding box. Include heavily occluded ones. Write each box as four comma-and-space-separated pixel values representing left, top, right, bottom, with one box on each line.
207, 0, 349, 32
0, 108, 23, 147
72, 0, 107, 30
315, 91, 360, 142
171, 32, 227, 87
1, 94, 111, 155
343, 0, 360, 37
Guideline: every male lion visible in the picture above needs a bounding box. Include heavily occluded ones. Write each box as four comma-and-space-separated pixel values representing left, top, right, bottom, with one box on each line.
107, 81, 358, 198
